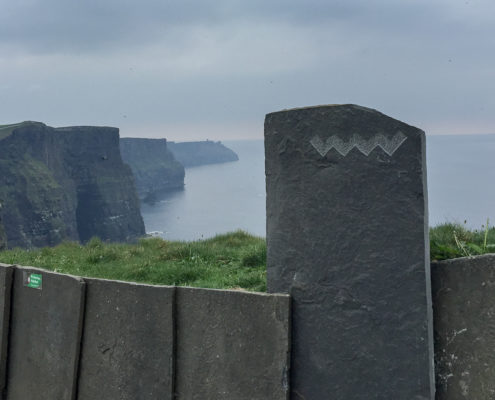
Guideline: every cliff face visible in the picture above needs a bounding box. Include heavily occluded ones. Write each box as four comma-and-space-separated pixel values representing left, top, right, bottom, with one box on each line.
167, 141, 238, 167
120, 138, 185, 201
0, 212, 6, 250
0, 122, 145, 248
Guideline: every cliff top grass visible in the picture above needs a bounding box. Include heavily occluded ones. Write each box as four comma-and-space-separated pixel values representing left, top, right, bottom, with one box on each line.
0, 123, 22, 140
0, 121, 42, 140
0, 224, 491, 292
0, 230, 267, 292
430, 221, 495, 260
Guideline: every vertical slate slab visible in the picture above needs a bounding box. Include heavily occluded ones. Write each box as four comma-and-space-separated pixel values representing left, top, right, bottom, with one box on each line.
175, 287, 290, 400
432, 254, 495, 399
265, 104, 434, 399
0, 264, 13, 397
77, 279, 175, 400
6, 266, 85, 400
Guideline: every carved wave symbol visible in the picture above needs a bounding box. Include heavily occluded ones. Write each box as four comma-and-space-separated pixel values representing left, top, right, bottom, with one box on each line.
310, 131, 407, 157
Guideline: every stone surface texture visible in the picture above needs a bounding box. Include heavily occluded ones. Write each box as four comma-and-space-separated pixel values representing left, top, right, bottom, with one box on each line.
0, 122, 145, 248
175, 287, 290, 400
265, 104, 434, 399
432, 254, 495, 399
6, 266, 85, 400
77, 278, 175, 400
0, 264, 13, 397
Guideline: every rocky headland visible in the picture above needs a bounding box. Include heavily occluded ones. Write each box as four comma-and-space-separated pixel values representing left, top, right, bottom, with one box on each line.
120, 138, 185, 201
0, 122, 145, 248
167, 140, 239, 167
120, 139, 239, 202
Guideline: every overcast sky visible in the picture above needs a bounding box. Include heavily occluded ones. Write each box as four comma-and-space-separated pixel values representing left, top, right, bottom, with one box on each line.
1, 0, 494, 140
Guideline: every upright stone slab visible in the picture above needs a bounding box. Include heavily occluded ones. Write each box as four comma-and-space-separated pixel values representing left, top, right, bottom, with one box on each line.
265, 104, 434, 399
0, 264, 13, 397
175, 287, 290, 400
432, 254, 495, 399
6, 266, 85, 400
77, 279, 175, 400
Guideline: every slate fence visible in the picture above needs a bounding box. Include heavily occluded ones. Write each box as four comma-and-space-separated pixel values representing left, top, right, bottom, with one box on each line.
1, 257, 495, 399
431, 254, 495, 399
0, 263, 290, 400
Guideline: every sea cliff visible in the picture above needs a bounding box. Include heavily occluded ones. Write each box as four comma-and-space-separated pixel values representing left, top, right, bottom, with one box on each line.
120, 138, 185, 201
0, 122, 145, 248
167, 140, 238, 167
0, 212, 6, 250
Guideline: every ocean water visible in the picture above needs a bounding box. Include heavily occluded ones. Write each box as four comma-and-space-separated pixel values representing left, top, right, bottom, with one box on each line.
141, 135, 495, 241
141, 140, 266, 241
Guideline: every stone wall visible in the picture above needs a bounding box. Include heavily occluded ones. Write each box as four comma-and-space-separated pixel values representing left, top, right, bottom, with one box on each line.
3, 255, 495, 399
0, 264, 290, 400
432, 254, 495, 399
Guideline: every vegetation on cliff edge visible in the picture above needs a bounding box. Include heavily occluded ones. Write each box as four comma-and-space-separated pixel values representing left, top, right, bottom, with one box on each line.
0, 230, 266, 292
0, 223, 493, 292
0, 122, 33, 140
430, 221, 495, 261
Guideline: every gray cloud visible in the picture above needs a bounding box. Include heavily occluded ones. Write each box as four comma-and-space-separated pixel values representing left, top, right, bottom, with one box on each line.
0, 0, 494, 139
0, 0, 477, 53
0, 0, 220, 53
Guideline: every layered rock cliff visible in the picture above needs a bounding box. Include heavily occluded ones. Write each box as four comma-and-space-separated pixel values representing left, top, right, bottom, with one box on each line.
167, 141, 238, 167
0, 212, 6, 250
120, 138, 184, 201
0, 122, 145, 248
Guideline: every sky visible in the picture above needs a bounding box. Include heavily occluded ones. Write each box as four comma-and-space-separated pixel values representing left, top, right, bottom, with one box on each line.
0, 0, 494, 141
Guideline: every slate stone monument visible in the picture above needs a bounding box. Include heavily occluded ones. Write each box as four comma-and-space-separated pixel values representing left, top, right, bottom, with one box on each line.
265, 104, 434, 399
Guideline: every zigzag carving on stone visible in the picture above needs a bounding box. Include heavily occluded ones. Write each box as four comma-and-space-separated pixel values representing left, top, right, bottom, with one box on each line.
310, 131, 407, 157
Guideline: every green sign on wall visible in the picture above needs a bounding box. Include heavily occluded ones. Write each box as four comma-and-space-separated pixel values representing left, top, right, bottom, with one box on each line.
23, 272, 43, 290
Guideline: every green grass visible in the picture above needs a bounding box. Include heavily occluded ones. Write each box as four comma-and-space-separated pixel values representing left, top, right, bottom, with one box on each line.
0, 223, 493, 291
0, 230, 267, 292
430, 220, 495, 261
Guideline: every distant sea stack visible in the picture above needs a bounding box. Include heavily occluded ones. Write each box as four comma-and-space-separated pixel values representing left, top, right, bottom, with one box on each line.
120, 138, 185, 201
167, 140, 239, 167
0, 122, 145, 248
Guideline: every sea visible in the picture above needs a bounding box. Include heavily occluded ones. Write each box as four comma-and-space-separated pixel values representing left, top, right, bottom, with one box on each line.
141, 135, 495, 241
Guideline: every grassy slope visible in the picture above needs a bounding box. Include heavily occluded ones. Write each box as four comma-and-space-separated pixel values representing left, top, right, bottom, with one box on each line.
0, 231, 267, 292
0, 224, 491, 292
